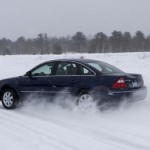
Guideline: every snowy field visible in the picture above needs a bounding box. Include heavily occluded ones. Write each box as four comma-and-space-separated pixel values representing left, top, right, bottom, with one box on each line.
0, 52, 150, 150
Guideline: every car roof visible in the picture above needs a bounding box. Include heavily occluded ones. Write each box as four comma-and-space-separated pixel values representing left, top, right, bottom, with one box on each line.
47, 59, 99, 63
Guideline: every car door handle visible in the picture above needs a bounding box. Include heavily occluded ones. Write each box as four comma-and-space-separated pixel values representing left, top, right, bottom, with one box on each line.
52, 85, 57, 88
70, 80, 77, 84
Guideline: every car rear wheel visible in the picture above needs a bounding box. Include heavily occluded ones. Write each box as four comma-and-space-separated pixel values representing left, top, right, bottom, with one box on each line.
2, 89, 18, 109
77, 94, 95, 111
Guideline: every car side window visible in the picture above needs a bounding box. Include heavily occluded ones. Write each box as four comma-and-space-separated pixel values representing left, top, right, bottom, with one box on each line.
31, 63, 54, 76
79, 65, 94, 75
56, 62, 78, 75
88, 63, 102, 72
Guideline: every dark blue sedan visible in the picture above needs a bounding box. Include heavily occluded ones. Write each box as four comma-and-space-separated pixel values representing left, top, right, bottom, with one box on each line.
0, 59, 147, 109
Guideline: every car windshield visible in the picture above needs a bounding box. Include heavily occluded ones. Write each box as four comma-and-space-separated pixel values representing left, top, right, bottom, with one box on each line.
86, 61, 123, 74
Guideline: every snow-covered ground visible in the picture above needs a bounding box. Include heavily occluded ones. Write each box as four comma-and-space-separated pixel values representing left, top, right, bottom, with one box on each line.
0, 52, 150, 150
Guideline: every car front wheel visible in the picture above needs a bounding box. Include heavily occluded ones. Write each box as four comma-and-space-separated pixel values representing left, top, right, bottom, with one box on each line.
2, 89, 18, 109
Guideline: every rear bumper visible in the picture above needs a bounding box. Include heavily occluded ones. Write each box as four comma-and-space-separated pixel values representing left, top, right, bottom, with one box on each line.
0, 91, 2, 101
108, 86, 147, 101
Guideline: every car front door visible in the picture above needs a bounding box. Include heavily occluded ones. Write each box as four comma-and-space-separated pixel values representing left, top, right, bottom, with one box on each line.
19, 62, 57, 97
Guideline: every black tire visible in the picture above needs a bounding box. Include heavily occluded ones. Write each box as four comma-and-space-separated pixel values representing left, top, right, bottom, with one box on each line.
1, 89, 19, 109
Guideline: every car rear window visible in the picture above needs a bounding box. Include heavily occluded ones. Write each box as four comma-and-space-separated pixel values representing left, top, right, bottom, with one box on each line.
87, 61, 123, 74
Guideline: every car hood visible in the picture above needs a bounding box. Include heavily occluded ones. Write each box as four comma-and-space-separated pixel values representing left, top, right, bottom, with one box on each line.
0, 76, 23, 84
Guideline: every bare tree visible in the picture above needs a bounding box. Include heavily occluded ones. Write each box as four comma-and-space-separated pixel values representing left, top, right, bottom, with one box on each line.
0, 31, 150, 55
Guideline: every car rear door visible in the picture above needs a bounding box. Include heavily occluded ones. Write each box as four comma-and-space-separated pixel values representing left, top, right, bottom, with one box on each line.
51, 61, 81, 95
78, 64, 96, 91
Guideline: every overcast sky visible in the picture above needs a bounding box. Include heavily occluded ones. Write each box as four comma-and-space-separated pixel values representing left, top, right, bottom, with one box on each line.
0, 0, 150, 40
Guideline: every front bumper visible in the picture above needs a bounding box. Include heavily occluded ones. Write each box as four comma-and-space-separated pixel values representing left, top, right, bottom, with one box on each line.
108, 86, 147, 101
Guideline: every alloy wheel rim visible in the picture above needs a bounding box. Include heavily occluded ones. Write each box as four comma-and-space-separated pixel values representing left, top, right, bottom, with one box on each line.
78, 94, 94, 110
3, 92, 14, 107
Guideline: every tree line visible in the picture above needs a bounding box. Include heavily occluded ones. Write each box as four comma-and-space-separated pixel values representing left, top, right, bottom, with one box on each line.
0, 30, 150, 55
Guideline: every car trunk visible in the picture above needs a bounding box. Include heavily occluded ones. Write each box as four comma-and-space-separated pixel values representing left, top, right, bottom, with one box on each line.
124, 73, 143, 89
100, 73, 144, 90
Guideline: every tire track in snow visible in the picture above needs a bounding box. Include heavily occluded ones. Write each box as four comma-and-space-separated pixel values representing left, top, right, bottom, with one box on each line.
0, 102, 150, 150
19, 108, 150, 150
0, 108, 110, 150
0, 113, 80, 150
2, 107, 149, 150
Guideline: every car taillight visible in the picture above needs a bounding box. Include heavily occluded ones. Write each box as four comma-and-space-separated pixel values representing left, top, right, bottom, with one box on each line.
112, 78, 126, 89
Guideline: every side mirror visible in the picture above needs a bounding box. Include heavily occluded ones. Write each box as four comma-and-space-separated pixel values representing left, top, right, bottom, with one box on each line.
25, 71, 37, 80
25, 71, 31, 77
